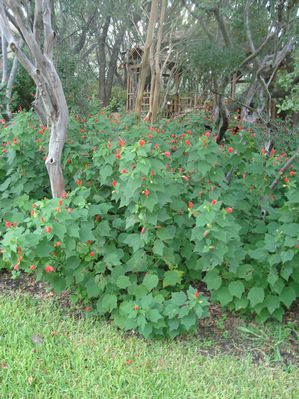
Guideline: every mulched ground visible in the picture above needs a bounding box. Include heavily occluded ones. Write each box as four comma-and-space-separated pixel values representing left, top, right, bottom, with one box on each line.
0, 270, 298, 366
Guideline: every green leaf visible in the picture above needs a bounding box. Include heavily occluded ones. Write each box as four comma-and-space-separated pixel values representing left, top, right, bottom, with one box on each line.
168, 318, 180, 331
280, 287, 296, 308
36, 240, 53, 257
100, 164, 113, 182
100, 294, 117, 312
228, 281, 245, 299
52, 222, 67, 241
157, 225, 176, 241
128, 284, 148, 299
86, 278, 101, 298
123, 233, 144, 252
139, 323, 153, 339
153, 239, 164, 256
116, 275, 131, 289
234, 297, 249, 310
265, 295, 280, 314
147, 309, 162, 323
248, 287, 265, 308
171, 292, 187, 306
203, 270, 222, 290
143, 274, 159, 291
181, 314, 196, 330
79, 222, 95, 242
89, 203, 113, 216
216, 287, 233, 306
163, 270, 181, 287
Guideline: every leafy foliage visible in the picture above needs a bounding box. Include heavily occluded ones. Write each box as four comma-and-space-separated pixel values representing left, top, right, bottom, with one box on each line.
0, 110, 299, 337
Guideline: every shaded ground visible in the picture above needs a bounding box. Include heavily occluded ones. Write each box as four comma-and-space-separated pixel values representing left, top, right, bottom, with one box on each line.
0, 270, 298, 367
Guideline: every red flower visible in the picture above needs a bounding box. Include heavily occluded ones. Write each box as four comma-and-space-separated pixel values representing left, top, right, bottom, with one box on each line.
154, 143, 159, 149
45, 265, 55, 273
121, 169, 128, 174
54, 241, 62, 247
115, 150, 121, 159
185, 139, 191, 146
205, 132, 210, 137
133, 305, 139, 310
188, 201, 193, 209
141, 227, 145, 234
195, 289, 199, 299
5, 221, 11, 228
261, 148, 265, 155
112, 180, 117, 187
228, 147, 233, 153
59, 199, 63, 206
29, 265, 36, 271
75, 179, 82, 186
211, 199, 217, 205
13, 137, 17, 145
284, 177, 289, 183
144, 189, 150, 198
139, 139, 145, 147
89, 251, 95, 257
44, 226, 52, 233
13, 264, 19, 271
164, 151, 171, 157
226, 207, 233, 213
290, 171, 296, 176
118, 138, 125, 147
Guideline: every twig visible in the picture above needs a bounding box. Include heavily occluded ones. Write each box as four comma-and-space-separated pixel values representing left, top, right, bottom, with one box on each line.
270, 149, 298, 190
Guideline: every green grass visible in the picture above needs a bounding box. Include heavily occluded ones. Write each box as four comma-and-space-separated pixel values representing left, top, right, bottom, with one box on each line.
0, 294, 298, 399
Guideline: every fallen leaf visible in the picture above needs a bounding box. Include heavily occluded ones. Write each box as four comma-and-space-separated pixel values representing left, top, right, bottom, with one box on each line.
32, 335, 43, 345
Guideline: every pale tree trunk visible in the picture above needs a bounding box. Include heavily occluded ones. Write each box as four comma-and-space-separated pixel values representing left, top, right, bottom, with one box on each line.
151, 0, 167, 123
5, 54, 19, 119
0, 0, 69, 198
1, 27, 8, 85
97, 17, 110, 107
135, 0, 158, 115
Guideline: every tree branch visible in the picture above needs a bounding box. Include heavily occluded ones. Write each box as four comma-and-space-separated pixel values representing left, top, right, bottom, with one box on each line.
270, 149, 298, 190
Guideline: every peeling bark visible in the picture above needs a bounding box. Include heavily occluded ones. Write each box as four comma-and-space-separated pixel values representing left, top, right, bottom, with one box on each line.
0, 0, 69, 198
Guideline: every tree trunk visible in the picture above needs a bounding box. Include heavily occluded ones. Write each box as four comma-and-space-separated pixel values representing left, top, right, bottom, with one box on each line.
5, 54, 19, 120
135, 0, 158, 115
151, 0, 167, 122
0, 0, 69, 198
1, 27, 8, 85
105, 27, 125, 105
98, 17, 110, 107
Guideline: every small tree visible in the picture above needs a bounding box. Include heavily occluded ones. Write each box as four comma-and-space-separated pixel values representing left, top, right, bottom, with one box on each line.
0, 0, 69, 198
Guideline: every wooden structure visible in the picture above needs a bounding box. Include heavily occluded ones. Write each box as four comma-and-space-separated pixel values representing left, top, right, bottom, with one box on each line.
125, 47, 197, 117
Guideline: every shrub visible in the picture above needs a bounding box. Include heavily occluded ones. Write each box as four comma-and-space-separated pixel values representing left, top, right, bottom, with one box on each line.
0, 110, 298, 337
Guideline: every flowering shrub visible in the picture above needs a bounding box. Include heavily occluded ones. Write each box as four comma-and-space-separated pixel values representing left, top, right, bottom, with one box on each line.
0, 110, 298, 337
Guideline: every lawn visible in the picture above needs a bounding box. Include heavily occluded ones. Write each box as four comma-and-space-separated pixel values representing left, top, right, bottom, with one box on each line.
0, 293, 298, 399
